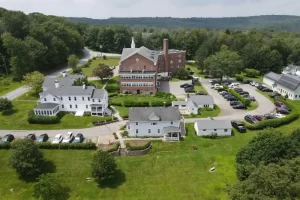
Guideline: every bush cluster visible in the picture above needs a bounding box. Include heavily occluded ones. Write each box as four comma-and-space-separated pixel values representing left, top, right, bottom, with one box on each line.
150, 101, 171, 107
124, 100, 149, 107
108, 93, 119, 98
235, 75, 244, 82
37, 142, 97, 150
105, 85, 120, 93
113, 132, 118, 139
92, 117, 118, 126
27, 110, 60, 124
126, 141, 151, 151
246, 100, 299, 130
0, 142, 11, 149
106, 143, 120, 153
228, 89, 251, 106
155, 92, 176, 100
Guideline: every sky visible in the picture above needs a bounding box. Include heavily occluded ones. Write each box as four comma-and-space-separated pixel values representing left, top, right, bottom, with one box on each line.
0, 0, 299, 19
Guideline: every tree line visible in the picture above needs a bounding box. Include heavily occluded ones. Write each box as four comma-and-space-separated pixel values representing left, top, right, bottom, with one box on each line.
0, 7, 84, 80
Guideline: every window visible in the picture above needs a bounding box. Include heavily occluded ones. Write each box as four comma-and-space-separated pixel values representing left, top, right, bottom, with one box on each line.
171, 121, 173, 125
136, 129, 138, 134
177, 65, 179, 68
224, 129, 228, 132
170, 60, 173, 64
82, 97, 85, 101
203, 129, 206, 131
128, 126, 130, 130
92, 99, 95, 102
88, 97, 90, 101
98, 99, 101, 102
74, 97, 77, 101
75, 105, 78, 109
148, 129, 151, 133
62, 105, 64, 108
144, 65, 146, 70
86, 105, 88, 109
53, 98, 56, 101
214, 129, 217, 131
158, 129, 160, 133
68, 97, 71, 101
61, 97, 63, 100
151, 122, 157, 125
179, 59, 181, 63
44, 98, 47, 101
296, 95, 298, 98
136, 122, 138, 125
70, 105, 72, 108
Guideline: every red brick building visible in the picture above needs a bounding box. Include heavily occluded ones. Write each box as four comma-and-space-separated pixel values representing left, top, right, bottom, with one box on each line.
119, 38, 186, 94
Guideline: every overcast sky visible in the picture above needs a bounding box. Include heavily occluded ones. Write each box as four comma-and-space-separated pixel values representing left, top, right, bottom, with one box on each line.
0, 0, 299, 18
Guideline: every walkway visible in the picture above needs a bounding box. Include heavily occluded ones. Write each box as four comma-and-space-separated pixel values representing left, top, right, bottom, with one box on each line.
116, 131, 126, 148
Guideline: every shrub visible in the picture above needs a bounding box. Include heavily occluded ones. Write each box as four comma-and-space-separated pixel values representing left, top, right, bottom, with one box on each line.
124, 100, 149, 107
106, 143, 120, 153
110, 101, 122, 106
228, 89, 251, 107
108, 93, 119, 98
202, 133, 218, 139
105, 85, 120, 93
121, 131, 129, 137
244, 68, 260, 77
27, 110, 60, 124
91, 150, 117, 181
37, 142, 97, 150
0, 142, 11, 149
0, 98, 13, 111
235, 75, 244, 82
187, 67, 191, 71
72, 67, 82, 74
113, 132, 118, 139
155, 91, 176, 100
83, 112, 91, 116
103, 55, 107, 60
126, 141, 151, 151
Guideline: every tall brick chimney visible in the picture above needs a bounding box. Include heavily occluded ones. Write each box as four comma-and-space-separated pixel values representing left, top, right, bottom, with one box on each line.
163, 39, 169, 73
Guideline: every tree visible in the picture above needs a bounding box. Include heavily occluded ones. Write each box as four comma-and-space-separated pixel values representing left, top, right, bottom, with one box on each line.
0, 98, 13, 111
23, 71, 44, 94
91, 150, 117, 181
92, 64, 113, 83
204, 45, 243, 81
229, 158, 300, 200
176, 68, 190, 79
67, 54, 79, 70
244, 68, 260, 78
33, 173, 71, 200
9, 139, 45, 177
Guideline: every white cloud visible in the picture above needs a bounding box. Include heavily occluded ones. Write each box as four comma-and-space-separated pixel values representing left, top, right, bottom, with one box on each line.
0, 0, 299, 18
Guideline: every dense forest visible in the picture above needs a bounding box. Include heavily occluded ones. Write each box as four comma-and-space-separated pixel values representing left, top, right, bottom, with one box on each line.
0, 8, 84, 80
69, 15, 300, 32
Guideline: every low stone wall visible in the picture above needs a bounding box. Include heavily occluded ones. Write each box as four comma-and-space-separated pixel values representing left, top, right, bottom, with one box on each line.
93, 120, 119, 126
110, 147, 121, 156
126, 144, 152, 156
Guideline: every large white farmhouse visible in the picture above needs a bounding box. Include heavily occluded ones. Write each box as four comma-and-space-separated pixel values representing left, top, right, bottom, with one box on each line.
263, 72, 300, 100
33, 75, 111, 117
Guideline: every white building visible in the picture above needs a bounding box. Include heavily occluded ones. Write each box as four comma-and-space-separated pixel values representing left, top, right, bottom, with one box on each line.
194, 118, 232, 137
263, 72, 300, 100
127, 107, 185, 141
33, 75, 111, 116
172, 95, 214, 115
282, 64, 300, 76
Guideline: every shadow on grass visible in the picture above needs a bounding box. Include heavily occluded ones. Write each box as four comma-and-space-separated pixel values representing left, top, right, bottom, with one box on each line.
2, 109, 17, 116
97, 170, 126, 189
19, 160, 56, 183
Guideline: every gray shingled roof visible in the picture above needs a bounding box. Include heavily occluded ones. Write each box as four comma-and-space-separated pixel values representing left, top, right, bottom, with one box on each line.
120, 47, 158, 63
195, 119, 232, 130
187, 96, 214, 105
264, 72, 281, 81
129, 107, 181, 122
277, 73, 300, 91
43, 75, 85, 90
34, 103, 59, 110
92, 89, 107, 98
40, 86, 95, 97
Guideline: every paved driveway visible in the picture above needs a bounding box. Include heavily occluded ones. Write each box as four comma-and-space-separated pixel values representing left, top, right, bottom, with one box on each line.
159, 80, 193, 98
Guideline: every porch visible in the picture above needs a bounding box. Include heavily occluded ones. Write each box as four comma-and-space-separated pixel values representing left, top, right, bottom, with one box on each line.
91, 104, 104, 116
34, 103, 60, 116
163, 126, 180, 141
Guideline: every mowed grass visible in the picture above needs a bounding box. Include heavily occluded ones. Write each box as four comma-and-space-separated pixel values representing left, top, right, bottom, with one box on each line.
184, 105, 221, 119
247, 101, 259, 111
0, 80, 23, 96
0, 102, 112, 130
0, 124, 261, 200
114, 106, 129, 118
82, 57, 120, 77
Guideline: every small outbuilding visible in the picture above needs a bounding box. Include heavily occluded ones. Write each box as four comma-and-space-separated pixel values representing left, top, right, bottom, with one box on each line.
194, 118, 232, 137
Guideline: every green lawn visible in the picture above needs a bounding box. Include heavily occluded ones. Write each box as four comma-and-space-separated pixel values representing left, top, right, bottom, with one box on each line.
14, 90, 39, 101
0, 101, 114, 130
89, 80, 105, 89
184, 105, 221, 119
114, 106, 129, 118
236, 73, 263, 83
247, 101, 259, 111
0, 77, 23, 96
82, 57, 120, 77
194, 84, 208, 94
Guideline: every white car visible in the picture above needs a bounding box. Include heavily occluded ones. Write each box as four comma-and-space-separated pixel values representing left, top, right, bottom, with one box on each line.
211, 84, 223, 90
275, 113, 286, 118
52, 134, 63, 144
62, 132, 74, 143
250, 81, 256, 86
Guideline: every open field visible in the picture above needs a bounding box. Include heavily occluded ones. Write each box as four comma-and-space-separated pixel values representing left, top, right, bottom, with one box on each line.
0, 78, 23, 97
82, 57, 120, 77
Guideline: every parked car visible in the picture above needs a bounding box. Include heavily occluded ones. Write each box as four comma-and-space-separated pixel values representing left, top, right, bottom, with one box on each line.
264, 113, 277, 119
280, 105, 291, 111
52, 134, 63, 144
255, 83, 262, 87
246, 96, 256, 101
72, 133, 84, 143
233, 88, 243, 92
224, 95, 234, 100
275, 113, 286, 118
37, 134, 49, 143
211, 84, 223, 89
62, 132, 74, 143
185, 88, 195, 93
180, 83, 193, 88
250, 81, 256, 86
219, 91, 227, 95
262, 87, 273, 92
233, 104, 247, 109
240, 91, 249, 95
253, 115, 265, 121
196, 91, 207, 95
269, 92, 281, 98
229, 82, 240, 88
276, 108, 291, 114
25, 134, 36, 140
244, 115, 259, 124
257, 85, 265, 90
221, 92, 230, 96
230, 101, 240, 106
0, 134, 14, 144
227, 97, 238, 101
274, 101, 285, 107
231, 121, 246, 133
243, 80, 252, 84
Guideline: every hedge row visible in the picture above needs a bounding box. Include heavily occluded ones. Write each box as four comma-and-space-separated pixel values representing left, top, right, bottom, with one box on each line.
246, 100, 299, 130
92, 117, 118, 126
0, 142, 11, 149
27, 110, 60, 124
111, 100, 172, 107
124, 100, 149, 107
126, 141, 151, 151
105, 85, 120, 93
106, 143, 120, 153
228, 89, 251, 106
0, 142, 97, 150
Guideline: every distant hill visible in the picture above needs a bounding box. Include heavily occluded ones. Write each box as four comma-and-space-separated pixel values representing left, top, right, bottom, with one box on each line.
68, 15, 300, 31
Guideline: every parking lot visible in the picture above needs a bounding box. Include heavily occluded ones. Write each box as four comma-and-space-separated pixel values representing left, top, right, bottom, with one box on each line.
159, 80, 193, 98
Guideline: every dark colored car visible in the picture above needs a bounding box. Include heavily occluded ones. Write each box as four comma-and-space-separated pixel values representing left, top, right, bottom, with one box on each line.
180, 83, 193, 88
274, 101, 285, 107
72, 133, 84, 143
269, 92, 281, 98
276, 108, 291, 114
25, 134, 36, 140
244, 115, 259, 124
230, 101, 239, 106
0, 134, 14, 144
233, 104, 247, 109
240, 91, 249, 95
253, 115, 265, 121
196, 91, 207, 95
185, 88, 195, 93
243, 80, 252, 84
224, 95, 234, 100
281, 105, 291, 111
37, 134, 49, 143
234, 88, 243, 92
262, 87, 273, 92
257, 85, 265, 90
227, 97, 238, 101
221, 92, 230, 96
264, 113, 277, 119
231, 121, 246, 133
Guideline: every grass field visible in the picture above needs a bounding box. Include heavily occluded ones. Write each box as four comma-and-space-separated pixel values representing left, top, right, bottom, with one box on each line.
0, 102, 113, 130
184, 105, 221, 119
114, 106, 129, 118
0, 77, 23, 96
82, 57, 120, 77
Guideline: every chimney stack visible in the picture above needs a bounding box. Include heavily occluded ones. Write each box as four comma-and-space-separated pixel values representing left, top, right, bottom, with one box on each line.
163, 39, 169, 73
55, 80, 59, 88
82, 82, 86, 90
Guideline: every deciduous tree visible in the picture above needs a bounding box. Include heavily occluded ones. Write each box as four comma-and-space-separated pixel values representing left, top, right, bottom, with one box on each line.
91, 150, 117, 181
67, 54, 79, 70
92, 64, 113, 83
23, 71, 44, 94
0, 97, 13, 111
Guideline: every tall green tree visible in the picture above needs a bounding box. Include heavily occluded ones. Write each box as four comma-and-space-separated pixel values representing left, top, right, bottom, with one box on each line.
67, 54, 79, 70
23, 71, 45, 94
91, 150, 117, 181
92, 64, 114, 83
